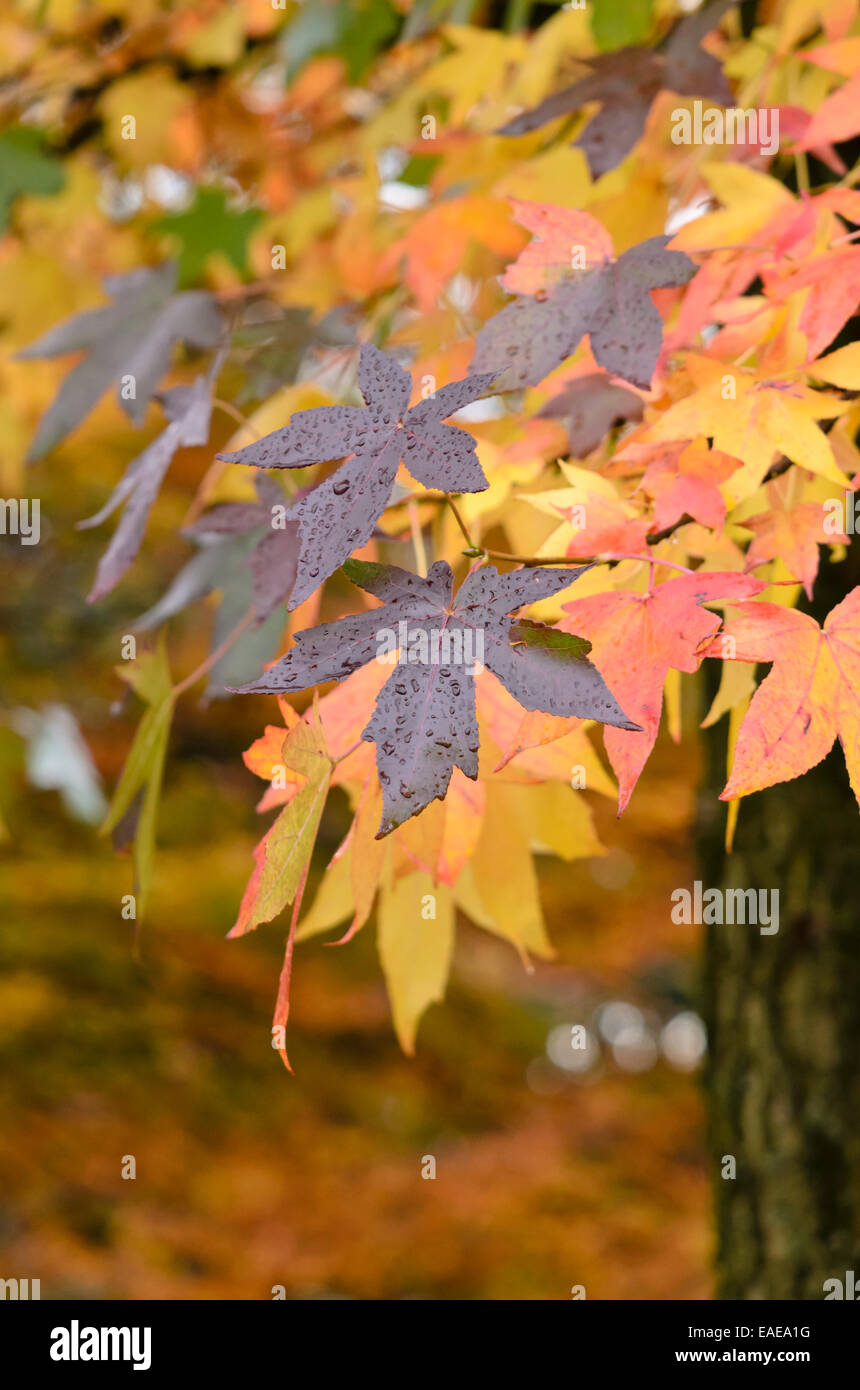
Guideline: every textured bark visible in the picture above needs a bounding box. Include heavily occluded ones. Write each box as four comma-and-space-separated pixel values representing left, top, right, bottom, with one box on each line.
698, 553, 860, 1299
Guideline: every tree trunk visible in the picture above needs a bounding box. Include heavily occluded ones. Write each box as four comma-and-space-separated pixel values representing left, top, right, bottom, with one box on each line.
698, 554, 860, 1299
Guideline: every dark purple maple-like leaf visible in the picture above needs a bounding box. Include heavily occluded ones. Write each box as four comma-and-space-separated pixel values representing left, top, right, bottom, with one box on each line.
538, 372, 645, 454
229, 558, 640, 837
78, 375, 215, 602
19, 263, 223, 461
472, 235, 696, 391
497, 0, 733, 177
184, 475, 301, 625
216, 344, 495, 610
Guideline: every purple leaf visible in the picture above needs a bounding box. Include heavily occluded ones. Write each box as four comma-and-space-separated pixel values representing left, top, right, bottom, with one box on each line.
585, 236, 696, 388
358, 341, 412, 417
537, 373, 644, 453
80, 377, 214, 602
665, 0, 735, 101
365, 660, 480, 837
230, 559, 640, 837
471, 289, 589, 393
472, 236, 696, 391
19, 264, 223, 461
284, 434, 403, 608
497, 1, 733, 176
243, 521, 301, 625
217, 344, 493, 609
184, 474, 300, 624
406, 374, 497, 424
216, 405, 367, 469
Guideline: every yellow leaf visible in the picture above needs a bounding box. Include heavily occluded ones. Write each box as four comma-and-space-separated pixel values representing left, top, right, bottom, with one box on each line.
182, 6, 245, 68
461, 782, 554, 961
378, 869, 454, 1054
670, 165, 794, 252
516, 782, 604, 861
644, 357, 848, 502
102, 635, 173, 916
811, 342, 860, 388
664, 667, 682, 744
99, 68, 193, 169
701, 658, 757, 729
349, 779, 387, 936
296, 849, 354, 943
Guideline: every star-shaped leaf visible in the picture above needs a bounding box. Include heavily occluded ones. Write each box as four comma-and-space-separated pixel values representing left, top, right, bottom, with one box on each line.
704, 590, 860, 807
18, 263, 223, 461
217, 344, 495, 609
78, 376, 215, 601
472, 221, 696, 391
230, 558, 639, 836
559, 571, 764, 812
231, 305, 356, 404
152, 187, 263, 287
497, 0, 733, 176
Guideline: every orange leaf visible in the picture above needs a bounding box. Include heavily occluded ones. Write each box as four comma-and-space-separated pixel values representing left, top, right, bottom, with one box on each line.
560, 573, 765, 812
704, 590, 860, 805
500, 199, 614, 294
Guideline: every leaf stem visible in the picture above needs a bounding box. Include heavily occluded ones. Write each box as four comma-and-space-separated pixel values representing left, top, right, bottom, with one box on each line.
480, 548, 580, 564
272, 862, 310, 1074
444, 493, 476, 548
408, 500, 428, 576
332, 738, 365, 767
607, 552, 696, 576
212, 397, 262, 439
172, 605, 256, 699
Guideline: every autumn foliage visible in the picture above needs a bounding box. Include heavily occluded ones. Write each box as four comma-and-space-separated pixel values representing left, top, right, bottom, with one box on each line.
6, 0, 860, 1069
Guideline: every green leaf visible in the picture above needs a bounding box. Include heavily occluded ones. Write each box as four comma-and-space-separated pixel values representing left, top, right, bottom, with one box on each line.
296, 847, 354, 942
590, 0, 655, 52
0, 128, 64, 231
102, 636, 173, 915
399, 153, 441, 187
342, 557, 392, 588
281, 0, 401, 82
510, 618, 592, 659
229, 719, 332, 937
152, 187, 263, 287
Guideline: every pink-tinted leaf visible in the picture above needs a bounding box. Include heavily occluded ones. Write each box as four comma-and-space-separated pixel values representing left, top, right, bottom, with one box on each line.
473, 236, 696, 391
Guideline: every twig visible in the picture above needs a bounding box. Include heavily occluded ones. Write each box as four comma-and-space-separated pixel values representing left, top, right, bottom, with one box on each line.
605, 552, 695, 576
464, 543, 696, 575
